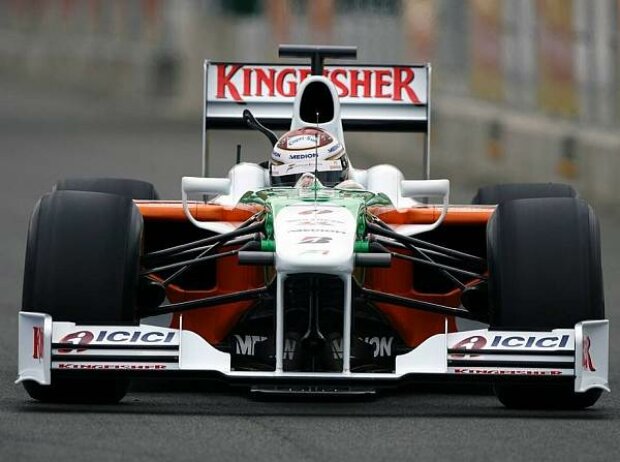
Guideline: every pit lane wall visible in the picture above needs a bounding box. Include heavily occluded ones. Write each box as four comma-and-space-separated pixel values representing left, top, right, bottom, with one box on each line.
1, 0, 619, 204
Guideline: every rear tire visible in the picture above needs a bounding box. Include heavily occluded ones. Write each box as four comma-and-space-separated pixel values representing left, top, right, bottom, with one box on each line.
472, 183, 576, 205
487, 197, 604, 409
22, 190, 143, 403
54, 177, 160, 200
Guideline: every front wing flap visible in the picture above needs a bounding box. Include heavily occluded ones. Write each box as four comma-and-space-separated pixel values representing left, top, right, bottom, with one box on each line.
17, 312, 609, 393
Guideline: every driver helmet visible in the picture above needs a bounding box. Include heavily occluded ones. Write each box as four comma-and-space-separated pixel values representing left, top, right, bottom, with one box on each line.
269, 127, 349, 187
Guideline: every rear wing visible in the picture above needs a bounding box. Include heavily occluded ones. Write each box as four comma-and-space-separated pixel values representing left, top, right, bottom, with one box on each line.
202, 60, 432, 178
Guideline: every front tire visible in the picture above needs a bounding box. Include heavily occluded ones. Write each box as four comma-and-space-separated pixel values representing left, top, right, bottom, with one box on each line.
493, 382, 602, 410
22, 190, 143, 403
472, 183, 576, 205
487, 197, 604, 409
54, 177, 160, 200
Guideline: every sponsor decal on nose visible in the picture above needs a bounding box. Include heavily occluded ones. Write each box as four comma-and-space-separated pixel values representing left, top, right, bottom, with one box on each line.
298, 209, 333, 215
298, 236, 332, 244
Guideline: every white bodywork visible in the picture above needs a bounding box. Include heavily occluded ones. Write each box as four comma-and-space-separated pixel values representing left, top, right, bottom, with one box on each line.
181, 168, 449, 237
274, 204, 357, 274
290, 76, 346, 148
17, 312, 610, 393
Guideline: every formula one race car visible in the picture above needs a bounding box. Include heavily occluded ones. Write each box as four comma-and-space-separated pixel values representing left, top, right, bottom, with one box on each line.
18, 45, 609, 409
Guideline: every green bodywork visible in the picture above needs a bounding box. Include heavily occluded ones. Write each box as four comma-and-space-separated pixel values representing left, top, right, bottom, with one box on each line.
239, 178, 393, 251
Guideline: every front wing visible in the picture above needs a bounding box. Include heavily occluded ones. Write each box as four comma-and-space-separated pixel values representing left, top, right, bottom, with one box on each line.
17, 312, 609, 393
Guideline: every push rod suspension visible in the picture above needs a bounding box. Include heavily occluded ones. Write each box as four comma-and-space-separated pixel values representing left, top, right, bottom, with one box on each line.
375, 244, 486, 281
140, 287, 270, 317
160, 235, 257, 286
372, 239, 467, 289
144, 217, 264, 260
366, 221, 485, 265
161, 242, 220, 286
360, 287, 477, 320
162, 235, 256, 261
373, 236, 462, 263
141, 249, 239, 276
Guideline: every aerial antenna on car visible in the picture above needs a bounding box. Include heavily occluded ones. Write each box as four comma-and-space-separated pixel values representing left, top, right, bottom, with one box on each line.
314, 111, 320, 204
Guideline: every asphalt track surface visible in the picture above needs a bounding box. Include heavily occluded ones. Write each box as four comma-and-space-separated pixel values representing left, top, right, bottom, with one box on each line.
1, 80, 619, 461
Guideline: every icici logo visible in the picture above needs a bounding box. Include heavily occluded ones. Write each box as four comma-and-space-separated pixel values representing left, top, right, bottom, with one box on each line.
451, 336, 487, 357
58, 331, 94, 353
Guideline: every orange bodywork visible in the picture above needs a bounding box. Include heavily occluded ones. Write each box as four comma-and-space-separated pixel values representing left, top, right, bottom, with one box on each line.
138, 202, 494, 347
366, 205, 492, 346
165, 253, 263, 345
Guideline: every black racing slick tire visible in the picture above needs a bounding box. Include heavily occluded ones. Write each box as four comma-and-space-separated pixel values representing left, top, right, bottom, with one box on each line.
487, 197, 604, 409
472, 183, 577, 205
54, 177, 160, 200
22, 190, 143, 403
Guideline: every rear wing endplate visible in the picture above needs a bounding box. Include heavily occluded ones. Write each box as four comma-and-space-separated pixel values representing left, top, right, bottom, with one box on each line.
203, 61, 432, 178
